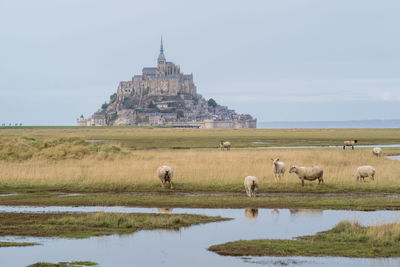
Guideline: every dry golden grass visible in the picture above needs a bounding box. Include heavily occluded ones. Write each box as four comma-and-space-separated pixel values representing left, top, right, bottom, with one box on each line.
0, 148, 399, 192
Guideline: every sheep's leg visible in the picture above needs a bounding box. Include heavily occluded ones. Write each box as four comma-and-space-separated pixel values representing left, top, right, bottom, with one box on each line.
371, 174, 375, 181
301, 178, 305, 187
161, 181, 166, 188
170, 181, 174, 189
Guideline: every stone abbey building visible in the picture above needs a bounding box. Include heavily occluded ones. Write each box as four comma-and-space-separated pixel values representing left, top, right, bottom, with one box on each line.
77, 38, 256, 128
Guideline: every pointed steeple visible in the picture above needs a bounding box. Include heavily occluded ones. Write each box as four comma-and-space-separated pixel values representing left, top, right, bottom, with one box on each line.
158, 36, 166, 62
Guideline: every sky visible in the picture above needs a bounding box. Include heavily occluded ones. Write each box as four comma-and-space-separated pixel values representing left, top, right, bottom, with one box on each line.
0, 0, 399, 125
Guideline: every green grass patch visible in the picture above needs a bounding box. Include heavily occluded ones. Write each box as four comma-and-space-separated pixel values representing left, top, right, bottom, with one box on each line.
27, 261, 98, 267
0, 241, 38, 247
209, 221, 400, 257
1, 192, 400, 211
0, 212, 228, 238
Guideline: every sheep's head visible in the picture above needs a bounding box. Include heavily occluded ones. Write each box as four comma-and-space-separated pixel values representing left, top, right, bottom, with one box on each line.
289, 165, 297, 173
272, 158, 279, 164
354, 140, 358, 143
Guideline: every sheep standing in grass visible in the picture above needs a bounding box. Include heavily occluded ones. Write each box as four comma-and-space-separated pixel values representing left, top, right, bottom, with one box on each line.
271, 158, 286, 181
355, 165, 375, 182
289, 166, 324, 187
372, 147, 383, 157
157, 165, 174, 189
244, 176, 259, 197
220, 140, 231, 151
343, 140, 358, 150
158, 208, 174, 214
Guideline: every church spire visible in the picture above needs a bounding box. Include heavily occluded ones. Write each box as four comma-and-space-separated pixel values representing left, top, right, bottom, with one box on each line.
158, 36, 166, 62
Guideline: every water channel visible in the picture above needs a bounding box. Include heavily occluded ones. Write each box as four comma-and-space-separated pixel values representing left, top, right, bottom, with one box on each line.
1, 206, 400, 267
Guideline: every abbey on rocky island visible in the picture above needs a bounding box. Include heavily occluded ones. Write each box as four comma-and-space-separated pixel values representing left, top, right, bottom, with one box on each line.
77, 38, 256, 128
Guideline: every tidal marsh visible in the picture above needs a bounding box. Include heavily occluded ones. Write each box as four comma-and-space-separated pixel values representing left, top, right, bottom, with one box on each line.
209, 221, 400, 257
0, 147, 399, 193
1, 127, 400, 149
0, 212, 227, 238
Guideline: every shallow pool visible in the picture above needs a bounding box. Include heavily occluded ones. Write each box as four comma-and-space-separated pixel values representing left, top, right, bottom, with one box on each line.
0, 206, 400, 267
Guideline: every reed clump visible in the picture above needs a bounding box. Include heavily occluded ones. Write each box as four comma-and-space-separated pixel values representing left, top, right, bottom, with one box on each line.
0, 137, 123, 161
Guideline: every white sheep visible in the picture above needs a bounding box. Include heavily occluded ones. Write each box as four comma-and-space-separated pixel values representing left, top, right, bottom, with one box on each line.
220, 140, 231, 151
343, 140, 358, 150
271, 158, 286, 180
244, 176, 259, 197
372, 147, 382, 157
355, 165, 375, 182
157, 165, 174, 189
158, 208, 174, 214
289, 165, 324, 187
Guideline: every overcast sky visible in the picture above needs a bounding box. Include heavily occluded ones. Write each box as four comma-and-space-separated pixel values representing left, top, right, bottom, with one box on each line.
0, 0, 399, 125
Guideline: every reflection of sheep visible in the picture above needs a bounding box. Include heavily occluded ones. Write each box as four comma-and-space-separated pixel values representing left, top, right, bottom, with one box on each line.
372, 147, 382, 157
244, 208, 258, 219
271, 208, 280, 214
289, 165, 324, 187
343, 140, 358, 150
158, 208, 174, 214
355, 165, 375, 182
289, 209, 323, 215
244, 176, 259, 197
272, 158, 286, 180
220, 140, 231, 151
157, 165, 174, 189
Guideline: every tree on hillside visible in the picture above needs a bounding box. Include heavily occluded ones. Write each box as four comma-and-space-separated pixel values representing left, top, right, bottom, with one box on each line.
110, 93, 117, 103
208, 98, 217, 108
101, 102, 109, 110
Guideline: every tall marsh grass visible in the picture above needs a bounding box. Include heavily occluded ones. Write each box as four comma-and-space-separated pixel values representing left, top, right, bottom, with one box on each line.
0, 147, 399, 191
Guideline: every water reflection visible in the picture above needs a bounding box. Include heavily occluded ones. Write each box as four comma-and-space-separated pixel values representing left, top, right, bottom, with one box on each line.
271, 208, 280, 214
244, 208, 258, 219
289, 209, 323, 216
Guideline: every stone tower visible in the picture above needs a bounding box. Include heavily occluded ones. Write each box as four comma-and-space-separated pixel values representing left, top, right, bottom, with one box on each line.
157, 37, 166, 71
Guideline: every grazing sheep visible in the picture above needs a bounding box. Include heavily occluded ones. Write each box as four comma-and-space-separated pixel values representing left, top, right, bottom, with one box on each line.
271, 158, 286, 180
355, 165, 375, 182
244, 208, 259, 219
157, 165, 174, 189
372, 147, 383, 157
244, 176, 259, 197
158, 208, 174, 214
343, 140, 358, 150
220, 140, 231, 151
289, 165, 324, 187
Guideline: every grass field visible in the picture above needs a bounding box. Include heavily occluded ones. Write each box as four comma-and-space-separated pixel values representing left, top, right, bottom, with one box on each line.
0, 127, 399, 195
1, 127, 400, 149
0, 147, 399, 193
209, 221, 400, 257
